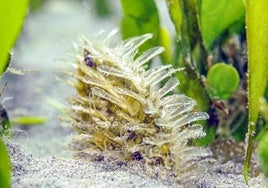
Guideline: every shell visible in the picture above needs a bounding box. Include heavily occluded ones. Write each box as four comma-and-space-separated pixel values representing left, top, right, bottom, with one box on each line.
66, 32, 213, 182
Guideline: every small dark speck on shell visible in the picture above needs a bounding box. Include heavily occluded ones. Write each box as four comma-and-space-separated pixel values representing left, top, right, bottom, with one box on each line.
84, 57, 94, 67
132, 151, 143, 161
84, 50, 94, 67
127, 131, 137, 141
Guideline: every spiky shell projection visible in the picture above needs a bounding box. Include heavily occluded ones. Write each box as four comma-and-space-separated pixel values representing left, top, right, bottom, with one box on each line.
66, 32, 212, 182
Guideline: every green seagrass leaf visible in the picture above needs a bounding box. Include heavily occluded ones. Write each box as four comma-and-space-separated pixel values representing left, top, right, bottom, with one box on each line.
199, 0, 245, 50
0, 0, 29, 75
120, 0, 159, 50
0, 138, 11, 188
120, 0, 171, 64
244, 0, 268, 182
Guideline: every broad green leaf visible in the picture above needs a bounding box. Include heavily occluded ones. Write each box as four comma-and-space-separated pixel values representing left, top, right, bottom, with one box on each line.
0, 0, 29, 75
207, 63, 240, 99
244, 0, 268, 182
120, 0, 159, 50
257, 133, 268, 177
0, 138, 11, 188
200, 0, 245, 50
120, 0, 171, 64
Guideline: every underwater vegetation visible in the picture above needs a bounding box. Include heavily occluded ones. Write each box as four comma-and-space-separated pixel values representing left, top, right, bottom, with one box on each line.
0, 1, 29, 187
0, 0, 267, 186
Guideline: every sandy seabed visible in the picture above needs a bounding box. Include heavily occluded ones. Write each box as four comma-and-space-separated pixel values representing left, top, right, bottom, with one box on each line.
6, 138, 265, 188
2, 0, 266, 187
